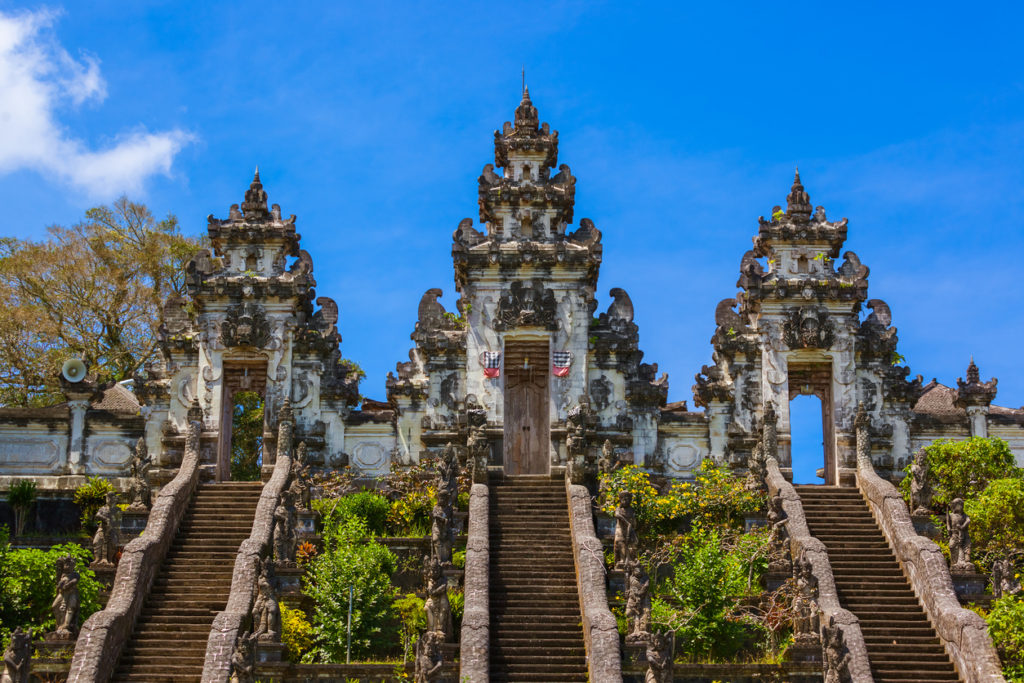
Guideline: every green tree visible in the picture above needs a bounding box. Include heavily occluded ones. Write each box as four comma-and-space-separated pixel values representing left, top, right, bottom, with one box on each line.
986, 594, 1024, 682
965, 478, 1024, 566
0, 198, 201, 406
230, 391, 264, 481
305, 516, 399, 661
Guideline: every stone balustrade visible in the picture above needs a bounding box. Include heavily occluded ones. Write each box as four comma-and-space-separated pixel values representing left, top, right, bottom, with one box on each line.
459, 482, 490, 682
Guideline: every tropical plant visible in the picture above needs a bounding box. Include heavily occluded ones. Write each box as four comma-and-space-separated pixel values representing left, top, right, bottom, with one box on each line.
965, 478, 1024, 569
387, 488, 435, 537
986, 594, 1024, 681
280, 602, 315, 663
314, 491, 391, 537
7, 480, 36, 537
73, 476, 116, 531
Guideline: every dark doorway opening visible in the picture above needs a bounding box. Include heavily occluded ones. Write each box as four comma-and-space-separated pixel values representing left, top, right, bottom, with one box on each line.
503, 340, 550, 476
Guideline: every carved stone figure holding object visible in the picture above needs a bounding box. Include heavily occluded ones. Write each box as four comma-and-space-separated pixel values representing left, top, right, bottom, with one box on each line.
230, 631, 257, 683
767, 494, 791, 574
624, 560, 652, 644
91, 491, 120, 566
947, 498, 973, 573
252, 559, 281, 642
272, 490, 297, 565
414, 629, 444, 683
745, 440, 767, 493
49, 554, 80, 640
822, 617, 852, 683
431, 485, 454, 568
792, 551, 820, 645
127, 437, 152, 512
645, 630, 673, 683
992, 554, 1022, 599
613, 491, 639, 570
466, 405, 489, 484
424, 555, 453, 641
2, 627, 30, 683
289, 441, 312, 513
909, 449, 933, 516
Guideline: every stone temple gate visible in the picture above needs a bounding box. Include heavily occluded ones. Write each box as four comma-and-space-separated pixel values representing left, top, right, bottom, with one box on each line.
0, 89, 1021, 490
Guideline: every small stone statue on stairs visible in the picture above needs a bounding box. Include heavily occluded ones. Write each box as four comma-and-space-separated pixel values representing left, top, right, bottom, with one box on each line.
424, 555, 453, 642
252, 559, 281, 642
92, 491, 120, 566
49, 553, 80, 640
624, 560, 652, 644
947, 497, 973, 573
272, 490, 297, 566
2, 627, 31, 683
414, 630, 444, 683
614, 491, 638, 570
909, 449, 933, 516
127, 437, 152, 512
230, 631, 257, 683
644, 630, 672, 683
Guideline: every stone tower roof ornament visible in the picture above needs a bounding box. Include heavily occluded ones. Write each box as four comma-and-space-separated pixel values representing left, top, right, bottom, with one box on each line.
786, 168, 812, 222
955, 357, 998, 408
514, 86, 539, 132
241, 168, 270, 219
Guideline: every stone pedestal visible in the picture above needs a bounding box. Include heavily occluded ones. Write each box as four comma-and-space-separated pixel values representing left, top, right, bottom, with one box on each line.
787, 636, 822, 664
120, 509, 149, 540
255, 640, 286, 663
951, 571, 988, 600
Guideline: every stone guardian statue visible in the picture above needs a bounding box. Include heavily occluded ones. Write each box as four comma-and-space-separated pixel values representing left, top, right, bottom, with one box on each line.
272, 490, 297, 566
127, 437, 152, 512
92, 491, 120, 566
909, 449, 933, 516
230, 631, 257, 683
424, 555, 453, 642
1, 627, 30, 683
947, 497, 973, 573
252, 559, 281, 642
50, 554, 80, 640
613, 490, 639, 570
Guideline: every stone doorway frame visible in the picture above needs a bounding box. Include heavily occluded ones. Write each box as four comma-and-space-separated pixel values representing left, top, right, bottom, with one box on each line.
502, 335, 551, 476
216, 359, 268, 482
787, 363, 837, 486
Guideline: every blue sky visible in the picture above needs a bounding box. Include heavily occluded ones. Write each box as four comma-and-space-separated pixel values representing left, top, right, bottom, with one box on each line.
1, 1, 1022, 463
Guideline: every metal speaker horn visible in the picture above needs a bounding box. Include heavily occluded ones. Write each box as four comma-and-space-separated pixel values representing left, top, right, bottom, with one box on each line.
61, 358, 87, 383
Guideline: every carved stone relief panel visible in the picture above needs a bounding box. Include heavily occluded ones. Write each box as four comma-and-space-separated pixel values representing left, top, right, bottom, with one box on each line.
350, 442, 390, 476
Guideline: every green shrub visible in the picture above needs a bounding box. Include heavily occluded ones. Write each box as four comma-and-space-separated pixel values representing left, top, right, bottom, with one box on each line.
899, 437, 1020, 511
281, 602, 315, 663
965, 478, 1024, 567
394, 593, 426, 661
314, 492, 390, 537
7, 480, 36, 536
386, 488, 434, 537
305, 516, 399, 661
666, 460, 766, 534
0, 537, 101, 642
73, 476, 116, 531
598, 465, 664, 529
986, 594, 1024, 681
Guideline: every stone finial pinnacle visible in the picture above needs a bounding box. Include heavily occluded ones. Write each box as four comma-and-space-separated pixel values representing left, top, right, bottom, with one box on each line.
514, 84, 539, 132
241, 167, 269, 219
786, 167, 812, 220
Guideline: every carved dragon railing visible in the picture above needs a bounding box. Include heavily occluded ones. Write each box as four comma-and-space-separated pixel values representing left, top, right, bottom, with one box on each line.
565, 478, 622, 683
854, 407, 1005, 683
69, 402, 205, 683
458, 482, 490, 682
200, 404, 295, 683
764, 454, 875, 682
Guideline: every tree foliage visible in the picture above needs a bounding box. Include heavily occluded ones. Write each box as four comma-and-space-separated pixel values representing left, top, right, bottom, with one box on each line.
0, 527, 102, 643
898, 437, 1020, 511
230, 391, 264, 481
966, 478, 1024, 563
0, 198, 201, 406
304, 516, 399, 661
986, 594, 1024, 682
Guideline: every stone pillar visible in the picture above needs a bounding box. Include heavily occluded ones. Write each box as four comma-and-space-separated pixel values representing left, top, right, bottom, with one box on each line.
966, 405, 989, 439
707, 402, 730, 464
67, 399, 89, 474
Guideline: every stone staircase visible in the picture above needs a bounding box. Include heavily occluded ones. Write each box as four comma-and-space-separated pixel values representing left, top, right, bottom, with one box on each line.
113, 482, 263, 682
489, 476, 588, 682
795, 485, 960, 683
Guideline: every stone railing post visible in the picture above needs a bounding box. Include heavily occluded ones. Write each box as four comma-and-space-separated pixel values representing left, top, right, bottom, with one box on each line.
459, 483, 490, 682
565, 478, 621, 683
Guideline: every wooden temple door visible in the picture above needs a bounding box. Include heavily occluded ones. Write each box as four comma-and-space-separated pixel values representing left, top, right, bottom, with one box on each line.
503, 340, 550, 476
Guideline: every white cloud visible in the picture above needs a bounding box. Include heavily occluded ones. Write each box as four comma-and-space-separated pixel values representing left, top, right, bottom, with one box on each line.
0, 8, 191, 198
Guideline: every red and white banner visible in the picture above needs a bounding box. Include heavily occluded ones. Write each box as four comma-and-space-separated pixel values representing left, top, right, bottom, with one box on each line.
552, 351, 571, 377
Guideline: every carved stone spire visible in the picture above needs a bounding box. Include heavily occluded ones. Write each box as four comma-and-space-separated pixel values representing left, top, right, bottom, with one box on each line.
241, 168, 269, 219
786, 168, 812, 221
955, 358, 998, 409
514, 86, 539, 132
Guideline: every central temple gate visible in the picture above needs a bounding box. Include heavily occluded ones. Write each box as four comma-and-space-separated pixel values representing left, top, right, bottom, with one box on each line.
503, 340, 550, 475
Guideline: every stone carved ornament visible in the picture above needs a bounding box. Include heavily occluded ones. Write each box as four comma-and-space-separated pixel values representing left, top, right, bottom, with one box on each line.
220, 303, 272, 348
782, 306, 836, 349
589, 375, 612, 411
3, 627, 30, 683
49, 554, 80, 640
492, 279, 557, 330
